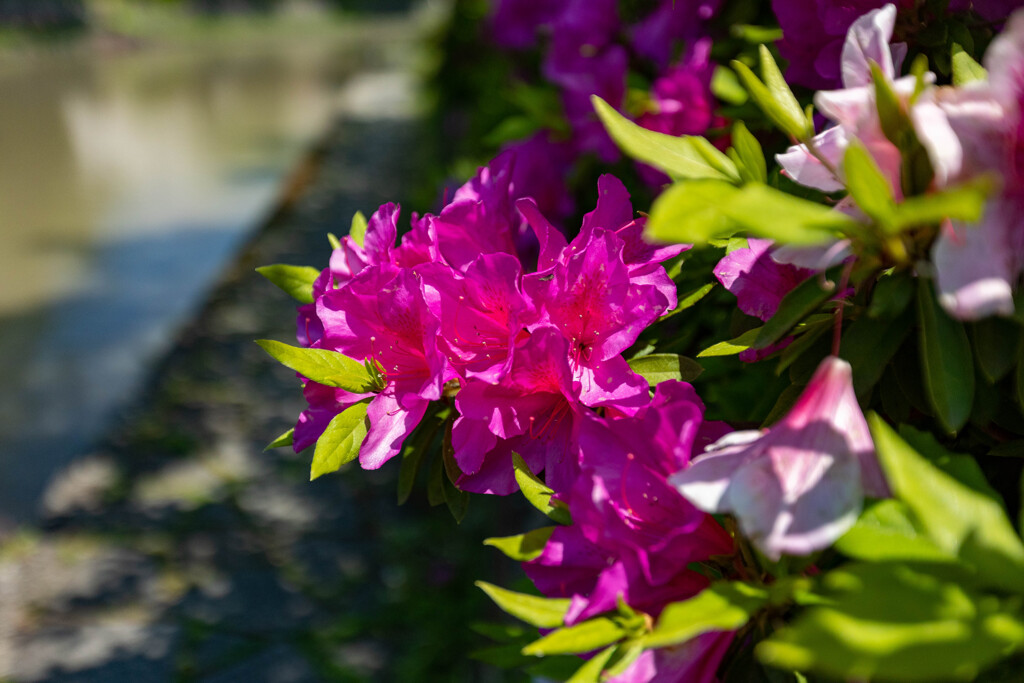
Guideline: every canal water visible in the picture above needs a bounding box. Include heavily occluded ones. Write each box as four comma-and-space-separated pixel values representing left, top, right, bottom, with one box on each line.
0, 13, 422, 523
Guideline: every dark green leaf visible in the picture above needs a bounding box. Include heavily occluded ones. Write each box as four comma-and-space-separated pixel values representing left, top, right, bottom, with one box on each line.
310, 401, 369, 480
476, 581, 570, 629
264, 428, 294, 451
869, 269, 915, 318
757, 561, 1024, 681
869, 415, 1024, 592
972, 317, 1020, 384
397, 418, 436, 505
841, 312, 913, 397
255, 264, 321, 304
659, 283, 716, 321
732, 121, 767, 183
442, 473, 469, 524
755, 269, 841, 350
916, 280, 975, 433
952, 43, 987, 86
427, 453, 446, 506
484, 527, 555, 562
843, 143, 896, 225
513, 453, 572, 525
592, 96, 741, 183
698, 327, 762, 358
256, 340, 375, 393
628, 353, 703, 386
349, 210, 367, 247
639, 581, 768, 650
522, 617, 625, 656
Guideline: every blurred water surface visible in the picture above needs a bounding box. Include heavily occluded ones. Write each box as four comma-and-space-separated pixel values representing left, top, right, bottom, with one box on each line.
0, 17, 407, 522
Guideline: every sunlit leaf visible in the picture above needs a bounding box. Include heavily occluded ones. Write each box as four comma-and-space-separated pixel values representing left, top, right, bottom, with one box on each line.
256, 340, 376, 393
513, 453, 572, 525
310, 401, 369, 480
522, 617, 625, 656
256, 264, 321, 304
698, 327, 762, 358
349, 210, 368, 247
628, 353, 703, 385
951, 44, 987, 86
476, 581, 570, 629
639, 581, 768, 650
484, 527, 555, 562
264, 428, 294, 451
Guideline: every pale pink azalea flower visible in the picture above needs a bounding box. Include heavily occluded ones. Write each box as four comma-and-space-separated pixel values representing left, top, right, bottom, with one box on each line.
670, 356, 889, 560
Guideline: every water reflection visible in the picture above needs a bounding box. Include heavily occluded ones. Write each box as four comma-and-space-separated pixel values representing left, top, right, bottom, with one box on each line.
0, 25, 390, 522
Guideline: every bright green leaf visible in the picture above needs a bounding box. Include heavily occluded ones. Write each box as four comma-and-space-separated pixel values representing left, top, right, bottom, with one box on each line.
484, 527, 555, 562
256, 340, 376, 393
757, 45, 811, 137
646, 180, 741, 244
565, 645, 617, 683
513, 453, 572, 525
476, 581, 570, 630
522, 617, 625, 656
349, 210, 368, 247
628, 353, 703, 386
698, 327, 763, 358
834, 499, 952, 562
592, 96, 741, 183
327, 232, 341, 250
264, 428, 294, 451
890, 177, 993, 232
869, 415, 1024, 592
757, 561, 1024, 681
255, 264, 321, 304
843, 143, 896, 225
731, 121, 767, 184
310, 401, 369, 480
639, 581, 768, 650
916, 280, 975, 433
711, 65, 748, 105
731, 54, 811, 140
951, 44, 987, 86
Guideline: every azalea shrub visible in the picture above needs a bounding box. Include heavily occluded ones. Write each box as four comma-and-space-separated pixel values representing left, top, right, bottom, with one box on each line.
258, 1, 1024, 681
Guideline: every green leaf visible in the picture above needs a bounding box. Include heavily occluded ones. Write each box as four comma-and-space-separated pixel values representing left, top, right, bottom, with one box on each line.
484, 527, 555, 562
972, 317, 1020, 384
755, 268, 841, 350
264, 428, 294, 451
711, 65, 748, 105
639, 581, 768, 650
476, 581, 570, 630
843, 143, 896, 226
513, 453, 572, 525
646, 180, 741, 244
659, 282, 716, 321
869, 415, 1024, 592
427, 453, 445, 507
442, 473, 469, 524
872, 62, 907, 147
916, 280, 975, 433
592, 96, 741, 183
349, 210, 368, 247
522, 617, 625, 656
841, 312, 914, 397
255, 264, 321, 304
698, 327, 763, 358
327, 232, 341, 250
889, 177, 993, 232
731, 121, 767, 183
310, 401, 369, 480
868, 269, 915, 318
834, 499, 951, 562
628, 353, 703, 386
397, 418, 437, 505
731, 53, 811, 140
758, 561, 1024, 681
565, 645, 617, 683
951, 43, 987, 86
256, 340, 376, 393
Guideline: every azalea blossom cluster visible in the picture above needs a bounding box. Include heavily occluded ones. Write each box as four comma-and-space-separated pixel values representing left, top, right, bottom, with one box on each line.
260, 1, 1024, 681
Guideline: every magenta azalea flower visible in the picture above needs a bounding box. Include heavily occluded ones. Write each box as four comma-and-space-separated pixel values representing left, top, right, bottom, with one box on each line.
315, 265, 445, 469
502, 131, 576, 228
630, 0, 721, 70
452, 327, 587, 495
607, 631, 735, 683
419, 253, 531, 383
292, 381, 372, 453
489, 0, 569, 49
671, 356, 889, 560
713, 238, 814, 322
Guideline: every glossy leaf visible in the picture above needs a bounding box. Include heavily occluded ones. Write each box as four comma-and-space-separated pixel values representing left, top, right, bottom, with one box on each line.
484, 527, 555, 562
310, 401, 369, 480
256, 264, 321, 304
522, 617, 625, 656
513, 453, 572, 525
639, 581, 768, 650
592, 96, 741, 183
476, 581, 570, 630
757, 561, 1024, 681
698, 327, 762, 358
972, 317, 1020, 384
755, 269, 841, 350
916, 280, 974, 433
869, 415, 1024, 592
256, 340, 376, 393
628, 353, 703, 386
349, 210, 368, 247
264, 428, 294, 451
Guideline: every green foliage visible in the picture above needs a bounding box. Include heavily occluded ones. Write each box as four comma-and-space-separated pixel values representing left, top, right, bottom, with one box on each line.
256, 264, 321, 304
951, 43, 987, 86
522, 617, 626, 656
256, 340, 377, 393
843, 142, 896, 226
475, 581, 570, 629
754, 269, 842, 350
349, 210, 368, 247
659, 282, 717, 321
310, 401, 369, 480
916, 281, 975, 434
698, 327, 762, 358
627, 353, 703, 386
638, 582, 768, 650
512, 453, 572, 525
730, 46, 812, 140
730, 121, 767, 184
484, 527, 554, 562
592, 96, 741, 183
264, 427, 294, 451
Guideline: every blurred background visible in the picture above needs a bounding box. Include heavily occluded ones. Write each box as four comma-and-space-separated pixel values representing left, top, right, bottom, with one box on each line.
0, 1, 529, 680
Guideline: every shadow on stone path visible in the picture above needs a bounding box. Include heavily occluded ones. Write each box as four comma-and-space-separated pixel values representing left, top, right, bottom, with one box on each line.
0, 14, 529, 681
